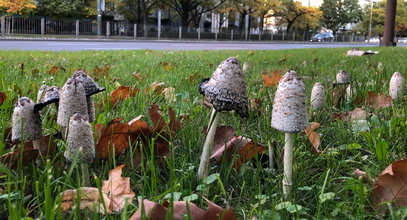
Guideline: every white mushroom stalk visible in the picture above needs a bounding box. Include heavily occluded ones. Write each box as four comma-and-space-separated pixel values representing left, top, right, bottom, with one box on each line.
65, 113, 95, 187
310, 82, 325, 110
389, 72, 405, 100
197, 57, 248, 180
12, 97, 47, 154
271, 70, 308, 198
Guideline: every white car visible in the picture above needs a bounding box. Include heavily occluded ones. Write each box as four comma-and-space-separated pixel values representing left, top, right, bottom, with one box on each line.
398, 38, 407, 43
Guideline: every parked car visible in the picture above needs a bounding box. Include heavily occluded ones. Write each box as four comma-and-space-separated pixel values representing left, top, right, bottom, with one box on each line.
398, 37, 407, 43
365, 37, 380, 43
310, 33, 335, 42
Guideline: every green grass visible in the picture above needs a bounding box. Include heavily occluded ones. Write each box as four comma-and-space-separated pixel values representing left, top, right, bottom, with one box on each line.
0, 48, 406, 219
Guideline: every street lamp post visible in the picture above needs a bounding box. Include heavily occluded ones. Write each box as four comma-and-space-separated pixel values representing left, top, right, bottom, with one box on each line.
97, 0, 102, 36
368, 0, 374, 42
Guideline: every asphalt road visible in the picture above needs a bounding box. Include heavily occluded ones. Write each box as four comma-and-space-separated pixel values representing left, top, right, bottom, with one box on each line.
0, 40, 389, 51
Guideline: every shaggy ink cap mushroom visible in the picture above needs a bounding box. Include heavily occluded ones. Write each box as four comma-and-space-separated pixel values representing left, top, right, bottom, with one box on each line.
34, 85, 60, 112
12, 97, 43, 141
310, 82, 325, 110
199, 57, 248, 118
271, 70, 308, 133
57, 78, 89, 127
336, 70, 351, 84
71, 70, 105, 96
65, 113, 95, 163
389, 72, 405, 100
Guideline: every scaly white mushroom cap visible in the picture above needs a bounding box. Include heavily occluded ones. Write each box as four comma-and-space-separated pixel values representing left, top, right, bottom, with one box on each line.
12, 97, 43, 141
199, 57, 249, 118
35, 86, 60, 113
57, 78, 88, 127
336, 70, 350, 84
310, 82, 325, 110
242, 62, 251, 73
65, 113, 95, 163
71, 70, 105, 96
271, 70, 308, 133
389, 72, 405, 99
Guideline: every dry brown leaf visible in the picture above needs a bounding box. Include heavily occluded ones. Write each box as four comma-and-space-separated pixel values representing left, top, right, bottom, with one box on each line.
304, 122, 321, 153
163, 87, 176, 103
148, 104, 167, 132
371, 159, 407, 214
365, 92, 392, 108
110, 86, 139, 106
249, 98, 262, 114
133, 72, 141, 80
160, 62, 174, 71
130, 197, 236, 220
93, 65, 110, 79
95, 118, 131, 159
0, 92, 6, 106
333, 108, 368, 122
47, 65, 60, 76
262, 70, 282, 87
168, 107, 182, 135
149, 82, 165, 95
209, 126, 235, 153
211, 136, 265, 169
61, 164, 135, 214
332, 85, 347, 107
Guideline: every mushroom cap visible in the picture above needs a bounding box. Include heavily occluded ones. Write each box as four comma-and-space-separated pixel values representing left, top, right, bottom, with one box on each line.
199, 57, 248, 118
12, 97, 43, 141
242, 62, 251, 73
65, 113, 95, 163
35, 86, 60, 113
57, 78, 89, 127
271, 70, 308, 133
71, 70, 105, 96
336, 70, 350, 84
310, 82, 325, 110
389, 72, 405, 99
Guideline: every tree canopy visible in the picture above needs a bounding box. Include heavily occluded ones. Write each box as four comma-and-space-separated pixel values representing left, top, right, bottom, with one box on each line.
320, 0, 362, 33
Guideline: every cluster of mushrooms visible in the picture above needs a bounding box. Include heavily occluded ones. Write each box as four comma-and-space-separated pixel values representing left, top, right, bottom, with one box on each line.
198, 57, 404, 198
10, 57, 405, 199
12, 70, 104, 186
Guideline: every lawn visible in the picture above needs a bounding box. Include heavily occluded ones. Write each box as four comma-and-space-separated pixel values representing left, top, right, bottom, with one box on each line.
0, 48, 406, 219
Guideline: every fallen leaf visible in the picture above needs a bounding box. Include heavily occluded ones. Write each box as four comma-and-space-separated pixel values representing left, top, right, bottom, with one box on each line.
249, 98, 262, 114
346, 49, 379, 56
93, 65, 110, 79
110, 86, 139, 106
304, 122, 321, 153
149, 82, 165, 95
130, 197, 236, 220
0, 92, 6, 106
262, 70, 282, 87
61, 164, 135, 214
365, 92, 392, 108
163, 87, 176, 103
371, 159, 407, 214
160, 62, 174, 71
47, 65, 61, 76
95, 118, 131, 159
133, 72, 141, 80
333, 108, 369, 122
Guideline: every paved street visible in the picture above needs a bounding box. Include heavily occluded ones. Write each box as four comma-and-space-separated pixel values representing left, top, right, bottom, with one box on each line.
0, 40, 392, 51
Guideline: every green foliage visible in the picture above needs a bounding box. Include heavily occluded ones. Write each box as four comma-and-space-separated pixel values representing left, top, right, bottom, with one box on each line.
320, 0, 363, 32
34, 0, 88, 18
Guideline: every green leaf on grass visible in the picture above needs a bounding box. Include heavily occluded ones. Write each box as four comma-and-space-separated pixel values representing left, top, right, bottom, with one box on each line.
375, 141, 389, 161
319, 192, 335, 203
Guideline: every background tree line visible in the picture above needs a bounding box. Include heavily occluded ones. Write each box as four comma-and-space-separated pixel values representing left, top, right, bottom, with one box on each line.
0, 0, 407, 36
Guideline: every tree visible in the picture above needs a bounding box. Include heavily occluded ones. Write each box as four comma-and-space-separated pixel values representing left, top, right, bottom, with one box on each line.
0, 0, 36, 15
35, 0, 87, 17
320, 0, 363, 33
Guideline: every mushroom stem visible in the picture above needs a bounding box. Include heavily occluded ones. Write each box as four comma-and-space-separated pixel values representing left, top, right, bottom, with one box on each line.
61, 126, 68, 140
197, 108, 220, 180
283, 133, 294, 198
81, 163, 90, 187
32, 138, 47, 157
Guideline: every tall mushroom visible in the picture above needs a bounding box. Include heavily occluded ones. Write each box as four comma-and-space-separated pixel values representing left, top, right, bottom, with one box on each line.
310, 82, 325, 110
36, 85, 60, 114
389, 72, 405, 100
333, 70, 351, 107
242, 62, 251, 74
71, 70, 105, 122
65, 113, 95, 187
197, 57, 248, 180
57, 78, 88, 139
12, 97, 46, 154
271, 70, 308, 198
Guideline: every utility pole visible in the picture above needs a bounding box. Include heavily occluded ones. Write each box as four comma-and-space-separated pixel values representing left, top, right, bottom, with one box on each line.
97, 0, 102, 36
368, 0, 374, 42
381, 0, 397, 46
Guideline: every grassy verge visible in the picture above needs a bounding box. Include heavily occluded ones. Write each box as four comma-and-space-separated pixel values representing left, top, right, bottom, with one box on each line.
0, 48, 406, 219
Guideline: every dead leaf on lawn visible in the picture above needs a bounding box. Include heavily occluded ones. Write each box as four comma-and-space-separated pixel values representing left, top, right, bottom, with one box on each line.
163, 87, 176, 103
47, 65, 63, 76
95, 118, 131, 159
333, 108, 369, 122
371, 159, 407, 214
130, 197, 236, 220
61, 164, 135, 214
365, 92, 392, 108
93, 65, 110, 80
249, 98, 262, 114
133, 72, 141, 80
304, 122, 321, 153
0, 92, 6, 106
110, 86, 139, 106
262, 70, 282, 87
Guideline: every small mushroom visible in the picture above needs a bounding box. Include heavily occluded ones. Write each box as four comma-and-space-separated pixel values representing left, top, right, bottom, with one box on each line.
197, 57, 248, 180
57, 78, 88, 138
310, 82, 325, 110
12, 97, 46, 153
65, 113, 95, 186
271, 70, 308, 198
389, 72, 405, 100
242, 62, 251, 74
36, 85, 60, 114
335, 70, 350, 84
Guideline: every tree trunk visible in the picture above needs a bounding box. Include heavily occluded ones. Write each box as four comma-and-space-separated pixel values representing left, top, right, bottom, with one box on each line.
140, 0, 148, 37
